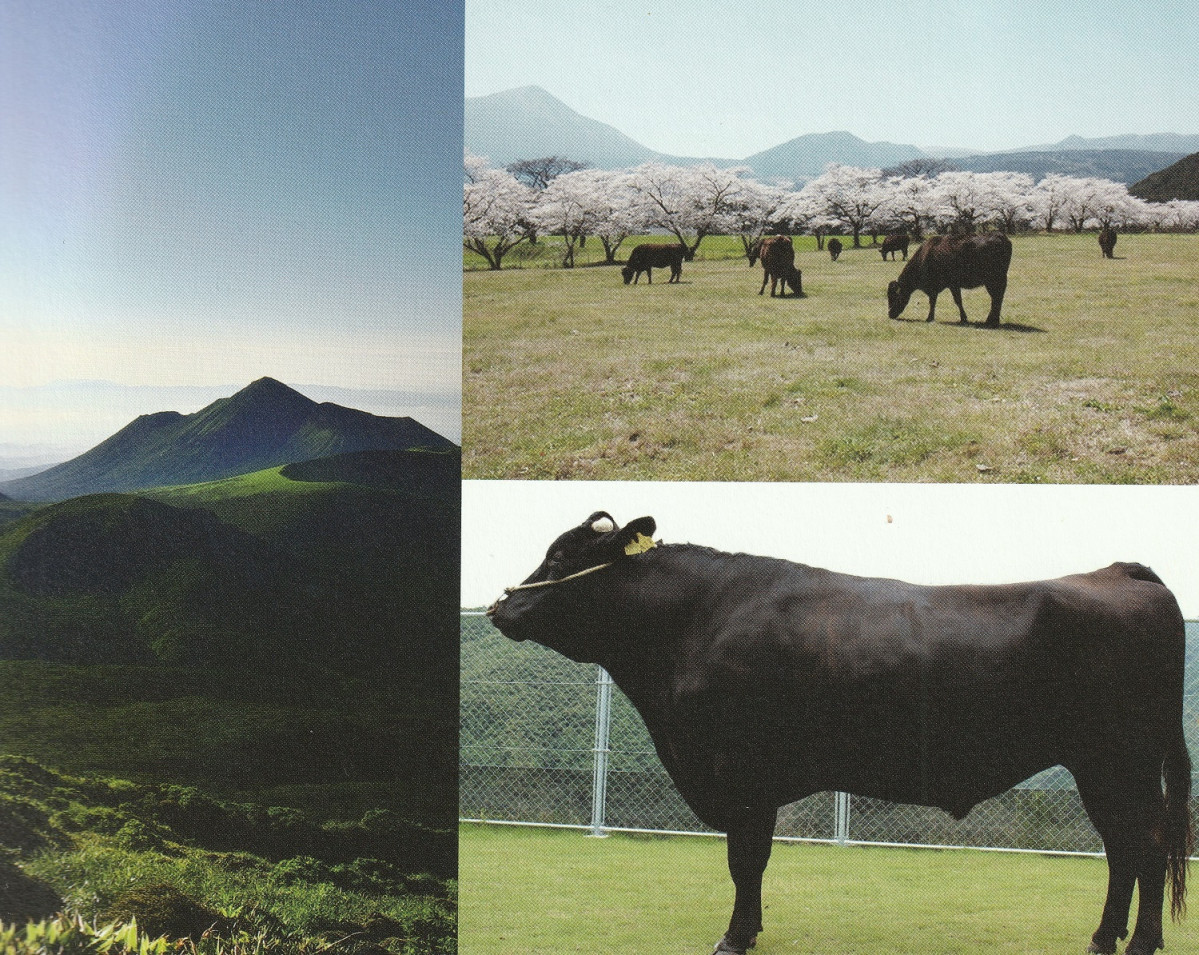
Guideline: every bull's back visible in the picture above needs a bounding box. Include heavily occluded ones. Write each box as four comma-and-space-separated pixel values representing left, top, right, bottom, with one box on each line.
671, 558, 1182, 810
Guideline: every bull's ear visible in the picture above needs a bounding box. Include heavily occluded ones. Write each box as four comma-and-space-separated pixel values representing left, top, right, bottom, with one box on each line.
616, 516, 656, 555
585, 511, 617, 534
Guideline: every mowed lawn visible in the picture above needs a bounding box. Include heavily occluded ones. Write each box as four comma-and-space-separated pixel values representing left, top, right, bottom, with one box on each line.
464, 233, 1199, 482
459, 824, 1199, 955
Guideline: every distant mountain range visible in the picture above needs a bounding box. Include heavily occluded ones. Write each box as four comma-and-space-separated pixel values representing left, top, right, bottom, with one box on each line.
466, 85, 1198, 184
0, 377, 456, 501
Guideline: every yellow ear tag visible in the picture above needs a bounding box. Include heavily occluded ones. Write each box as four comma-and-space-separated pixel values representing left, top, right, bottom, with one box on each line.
624, 532, 657, 556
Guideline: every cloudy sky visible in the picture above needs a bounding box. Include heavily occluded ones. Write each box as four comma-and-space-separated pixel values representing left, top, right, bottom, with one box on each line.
465, 481, 1199, 618
2, 1, 463, 448
466, 0, 1199, 157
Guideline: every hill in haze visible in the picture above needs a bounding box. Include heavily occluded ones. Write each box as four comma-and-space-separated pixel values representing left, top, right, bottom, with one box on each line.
466, 85, 1191, 183
1131, 151, 1199, 200
0, 377, 456, 501
948, 148, 1187, 185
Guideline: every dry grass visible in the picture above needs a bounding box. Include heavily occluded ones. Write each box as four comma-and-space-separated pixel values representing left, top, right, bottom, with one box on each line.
464, 233, 1199, 482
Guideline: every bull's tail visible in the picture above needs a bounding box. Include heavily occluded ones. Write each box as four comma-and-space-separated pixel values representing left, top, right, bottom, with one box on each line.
1164, 721, 1193, 921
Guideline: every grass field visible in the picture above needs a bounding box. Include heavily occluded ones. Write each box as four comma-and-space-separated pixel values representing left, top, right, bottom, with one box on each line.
459, 823, 1198, 955
464, 233, 1199, 482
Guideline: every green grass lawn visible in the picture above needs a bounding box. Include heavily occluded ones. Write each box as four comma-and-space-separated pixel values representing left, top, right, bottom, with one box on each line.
464, 232, 1199, 482
459, 823, 1197, 955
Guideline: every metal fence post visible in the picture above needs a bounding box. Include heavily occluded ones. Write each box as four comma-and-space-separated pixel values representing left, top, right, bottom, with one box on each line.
834, 791, 850, 845
589, 665, 614, 837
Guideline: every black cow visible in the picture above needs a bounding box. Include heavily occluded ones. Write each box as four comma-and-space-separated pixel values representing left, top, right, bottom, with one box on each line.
488, 512, 1192, 955
887, 233, 1012, 326
622, 243, 685, 284
1099, 227, 1118, 259
756, 235, 803, 297
880, 232, 910, 260
827, 237, 843, 261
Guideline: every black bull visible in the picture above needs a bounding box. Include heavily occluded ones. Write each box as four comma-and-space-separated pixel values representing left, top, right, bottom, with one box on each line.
487, 512, 1193, 955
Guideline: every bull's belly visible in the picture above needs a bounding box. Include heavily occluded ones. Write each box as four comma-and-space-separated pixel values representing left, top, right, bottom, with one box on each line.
778, 742, 1057, 819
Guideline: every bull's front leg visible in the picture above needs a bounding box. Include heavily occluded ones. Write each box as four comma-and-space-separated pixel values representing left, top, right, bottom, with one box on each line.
950, 287, 969, 323
716, 805, 777, 954
925, 291, 938, 322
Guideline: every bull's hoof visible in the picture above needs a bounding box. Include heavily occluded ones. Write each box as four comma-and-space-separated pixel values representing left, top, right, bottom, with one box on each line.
984, 320, 1001, 328
714, 933, 756, 953
1124, 936, 1164, 955
1087, 942, 1116, 954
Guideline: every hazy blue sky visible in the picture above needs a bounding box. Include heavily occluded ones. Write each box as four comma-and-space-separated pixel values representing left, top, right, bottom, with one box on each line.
2, 1, 462, 445
464, 481, 1199, 618
466, 0, 1199, 157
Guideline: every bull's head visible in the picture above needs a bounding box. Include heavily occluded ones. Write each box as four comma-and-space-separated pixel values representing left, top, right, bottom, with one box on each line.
621, 266, 635, 284
486, 511, 657, 655
887, 280, 910, 319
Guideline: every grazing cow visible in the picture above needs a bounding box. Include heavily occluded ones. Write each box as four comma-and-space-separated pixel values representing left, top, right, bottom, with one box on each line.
1099, 227, 1118, 259
756, 235, 803, 297
880, 232, 910, 260
622, 243, 685, 284
488, 512, 1192, 955
828, 237, 843, 261
887, 233, 1012, 326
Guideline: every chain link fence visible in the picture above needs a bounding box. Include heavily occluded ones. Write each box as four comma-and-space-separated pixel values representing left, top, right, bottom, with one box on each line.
462, 611, 1199, 854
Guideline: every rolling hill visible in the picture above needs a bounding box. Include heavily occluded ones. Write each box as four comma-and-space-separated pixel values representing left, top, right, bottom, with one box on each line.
0, 377, 456, 501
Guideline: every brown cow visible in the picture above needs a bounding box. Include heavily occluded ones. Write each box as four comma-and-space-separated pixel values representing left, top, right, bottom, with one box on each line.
828, 237, 843, 261
757, 236, 803, 298
1099, 228, 1117, 259
622, 244, 685, 284
880, 233, 910, 260
887, 233, 1012, 326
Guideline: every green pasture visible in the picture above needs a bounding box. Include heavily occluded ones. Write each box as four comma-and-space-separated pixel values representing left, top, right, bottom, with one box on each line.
464, 232, 1199, 482
459, 823, 1197, 955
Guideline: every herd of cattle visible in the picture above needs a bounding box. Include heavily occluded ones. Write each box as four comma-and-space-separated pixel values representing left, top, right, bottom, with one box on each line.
620, 228, 1118, 326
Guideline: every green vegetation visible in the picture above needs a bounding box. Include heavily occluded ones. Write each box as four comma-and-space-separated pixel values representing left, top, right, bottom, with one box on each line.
0, 756, 454, 953
0, 451, 459, 951
464, 232, 1199, 481
459, 823, 1198, 955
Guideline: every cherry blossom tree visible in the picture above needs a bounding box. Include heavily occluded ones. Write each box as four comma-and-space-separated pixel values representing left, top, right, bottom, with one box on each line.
725, 178, 792, 259
463, 153, 535, 270
878, 175, 937, 238
628, 162, 751, 259
531, 168, 644, 267
801, 164, 888, 247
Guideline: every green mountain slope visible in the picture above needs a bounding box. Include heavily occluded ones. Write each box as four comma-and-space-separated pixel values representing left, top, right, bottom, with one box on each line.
0, 378, 456, 501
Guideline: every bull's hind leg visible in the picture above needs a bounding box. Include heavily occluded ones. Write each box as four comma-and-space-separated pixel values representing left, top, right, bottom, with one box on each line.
717, 806, 777, 953
1077, 767, 1168, 955
984, 280, 1006, 326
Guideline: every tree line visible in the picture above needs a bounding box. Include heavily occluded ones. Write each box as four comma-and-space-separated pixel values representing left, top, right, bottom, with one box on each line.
464, 152, 1199, 269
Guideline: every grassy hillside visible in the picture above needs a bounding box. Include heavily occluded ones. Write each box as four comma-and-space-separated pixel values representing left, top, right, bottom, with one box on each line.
464, 232, 1199, 482
0, 449, 459, 947
0, 755, 454, 951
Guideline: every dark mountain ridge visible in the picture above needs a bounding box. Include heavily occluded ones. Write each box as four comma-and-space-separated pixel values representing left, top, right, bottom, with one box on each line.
0, 378, 456, 501
1131, 151, 1199, 201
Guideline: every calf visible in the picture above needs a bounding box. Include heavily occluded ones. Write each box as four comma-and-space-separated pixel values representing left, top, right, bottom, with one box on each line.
828, 237, 843, 261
